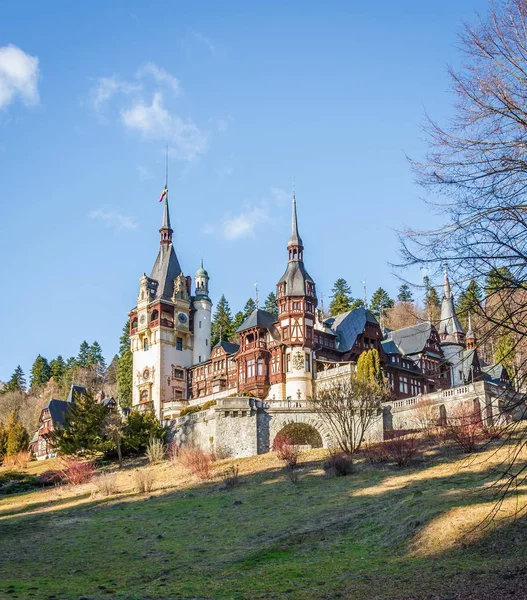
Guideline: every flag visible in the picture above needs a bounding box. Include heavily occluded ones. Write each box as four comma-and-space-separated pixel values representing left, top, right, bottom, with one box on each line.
159, 186, 168, 202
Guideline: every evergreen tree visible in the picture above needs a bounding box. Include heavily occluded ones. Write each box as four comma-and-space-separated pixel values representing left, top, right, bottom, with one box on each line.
485, 266, 513, 295
243, 298, 257, 318
77, 341, 90, 368
232, 311, 245, 333
422, 276, 441, 323
329, 278, 354, 316
117, 322, 133, 408
122, 409, 166, 454
494, 333, 516, 386
106, 354, 119, 387
356, 349, 382, 384
0, 420, 7, 461
263, 292, 277, 316
211, 295, 234, 345
6, 420, 29, 456
369, 288, 394, 319
397, 283, 414, 303
456, 280, 482, 326
49, 355, 66, 381
49, 391, 108, 456
29, 355, 51, 389
2, 366, 26, 394
87, 341, 106, 370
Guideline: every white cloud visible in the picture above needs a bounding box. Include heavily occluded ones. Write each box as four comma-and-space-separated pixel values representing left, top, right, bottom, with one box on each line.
89, 76, 140, 112
90, 209, 137, 231
137, 165, 153, 181
121, 92, 208, 160
182, 29, 216, 57
221, 205, 269, 241
271, 187, 290, 204
0, 44, 39, 109
136, 62, 180, 96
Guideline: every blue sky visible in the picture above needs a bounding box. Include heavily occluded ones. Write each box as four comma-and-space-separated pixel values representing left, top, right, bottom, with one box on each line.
0, 0, 488, 382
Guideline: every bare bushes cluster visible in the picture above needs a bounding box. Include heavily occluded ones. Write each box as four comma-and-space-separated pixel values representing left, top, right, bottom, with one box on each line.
273, 433, 300, 469
220, 465, 240, 489
93, 473, 118, 496
323, 450, 354, 477
384, 434, 421, 467
146, 437, 166, 465
444, 403, 484, 453
179, 447, 213, 480
2, 451, 30, 469
58, 459, 95, 485
134, 468, 156, 493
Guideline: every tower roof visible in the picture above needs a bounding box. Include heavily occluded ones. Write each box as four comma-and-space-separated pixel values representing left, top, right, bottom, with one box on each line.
288, 192, 303, 248
196, 258, 208, 278
150, 245, 182, 300
161, 197, 172, 231
438, 264, 464, 340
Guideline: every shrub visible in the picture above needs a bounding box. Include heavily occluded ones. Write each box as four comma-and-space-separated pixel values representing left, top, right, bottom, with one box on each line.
179, 405, 203, 417
215, 445, 232, 460
122, 410, 166, 455
166, 439, 180, 463
285, 464, 300, 484
179, 447, 212, 480
38, 470, 62, 487
146, 437, 165, 464
134, 468, 156, 493
363, 442, 390, 464
93, 473, 118, 496
201, 400, 217, 411
384, 435, 420, 467
444, 403, 484, 453
221, 465, 240, 489
277, 422, 323, 448
6, 422, 29, 456
2, 450, 30, 469
273, 433, 300, 469
58, 460, 95, 485
323, 451, 354, 477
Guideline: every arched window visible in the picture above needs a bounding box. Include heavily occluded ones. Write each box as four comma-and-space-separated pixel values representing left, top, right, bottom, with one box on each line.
131, 317, 138, 329
140, 389, 149, 403
151, 309, 159, 322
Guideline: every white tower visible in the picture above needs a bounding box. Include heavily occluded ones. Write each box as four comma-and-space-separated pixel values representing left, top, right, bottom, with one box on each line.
192, 260, 212, 364
129, 195, 193, 419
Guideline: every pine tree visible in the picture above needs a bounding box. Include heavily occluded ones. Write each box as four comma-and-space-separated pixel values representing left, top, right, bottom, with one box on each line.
369, 288, 394, 319
77, 341, 90, 368
6, 420, 29, 456
423, 276, 441, 323
397, 284, 414, 303
211, 295, 234, 345
243, 298, 256, 318
87, 341, 106, 370
49, 355, 66, 381
456, 280, 482, 327
494, 333, 516, 386
263, 292, 278, 316
232, 311, 245, 333
0, 420, 7, 461
117, 322, 133, 408
329, 278, 354, 316
49, 391, 108, 456
29, 355, 51, 389
2, 366, 26, 394
485, 266, 513, 295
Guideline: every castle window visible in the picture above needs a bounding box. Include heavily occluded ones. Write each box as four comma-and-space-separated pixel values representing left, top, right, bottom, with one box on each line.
305, 354, 311, 372
199, 356, 202, 363
173, 368, 184, 380
286, 354, 291, 372
257, 358, 264, 376
247, 359, 255, 378
140, 389, 149, 403
206, 339, 208, 346
399, 377, 408, 394
176, 337, 183, 351
151, 310, 159, 322
143, 339, 149, 351
173, 388, 183, 400
199, 321, 202, 329
293, 301, 301, 311
306, 326, 313, 341
283, 326, 289, 340
131, 317, 138, 329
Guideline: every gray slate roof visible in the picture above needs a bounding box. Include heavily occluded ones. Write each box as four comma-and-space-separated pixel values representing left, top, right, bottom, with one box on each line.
325, 307, 378, 353
482, 363, 506, 384
237, 309, 277, 333
214, 340, 240, 355
277, 261, 315, 297
384, 322, 434, 356
66, 385, 86, 404
150, 244, 182, 300
44, 399, 72, 427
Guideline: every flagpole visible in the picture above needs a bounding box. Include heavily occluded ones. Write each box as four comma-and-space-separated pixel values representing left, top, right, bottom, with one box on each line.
165, 144, 169, 198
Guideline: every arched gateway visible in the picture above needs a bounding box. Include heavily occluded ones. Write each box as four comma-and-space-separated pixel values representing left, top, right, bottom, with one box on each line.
269, 413, 332, 449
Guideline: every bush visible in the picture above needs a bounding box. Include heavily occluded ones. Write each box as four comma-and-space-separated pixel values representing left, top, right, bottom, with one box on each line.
384, 435, 420, 467
93, 473, 118, 496
323, 451, 354, 477
58, 460, 95, 485
221, 465, 240, 489
6, 422, 29, 456
179, 447, 212, 480
38, 470, 62, 487
0, 471, 41, 495
2, 450, 30, 469
133, 468, 156, 493
146, 437, 165, 464
273, 434, 300, 469
285, 464, 300, 485
444, 403, 483, 453
179, 405, 203, 417
363, 442, 390, 464
166, 439, 180, 463
215, 445, 232, 460
277, 422, 323, 448
201, 400, 217, 411
122, 410, 166, 455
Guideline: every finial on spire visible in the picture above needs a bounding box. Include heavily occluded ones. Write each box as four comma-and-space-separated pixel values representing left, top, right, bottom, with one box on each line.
254, 282, 259, 308
159, 145, 173, 244
443, 262, 452, 299
288, 185, 303, 251
362, 280, 367, 308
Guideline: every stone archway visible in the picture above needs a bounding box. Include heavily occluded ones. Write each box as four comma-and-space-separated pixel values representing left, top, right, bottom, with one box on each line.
269, 413, 332, 449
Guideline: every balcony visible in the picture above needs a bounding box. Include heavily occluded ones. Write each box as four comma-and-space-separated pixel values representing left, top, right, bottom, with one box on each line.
244, 340, 267, 350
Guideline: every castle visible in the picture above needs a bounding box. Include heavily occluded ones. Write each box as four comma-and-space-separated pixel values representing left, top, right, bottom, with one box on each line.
128, 191, 512, 447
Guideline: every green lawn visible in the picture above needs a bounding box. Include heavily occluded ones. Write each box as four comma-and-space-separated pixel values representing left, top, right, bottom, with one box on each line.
0, 442, 526, 600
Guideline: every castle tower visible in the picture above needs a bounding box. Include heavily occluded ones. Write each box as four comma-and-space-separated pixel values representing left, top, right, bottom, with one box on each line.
192, 260, 212, 364
276, 192, 317, 400
438, 264, 465, 387
129, 194, 193, 419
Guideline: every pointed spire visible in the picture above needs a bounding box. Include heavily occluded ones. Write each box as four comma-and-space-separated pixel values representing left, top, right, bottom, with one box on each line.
288, 190, 303, 250
443, 262, 452, 299
159, 146, 173, 244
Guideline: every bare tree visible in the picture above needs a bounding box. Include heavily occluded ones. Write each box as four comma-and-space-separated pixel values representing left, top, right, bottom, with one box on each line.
402, 0, 527, 513
311, 376, 387, 454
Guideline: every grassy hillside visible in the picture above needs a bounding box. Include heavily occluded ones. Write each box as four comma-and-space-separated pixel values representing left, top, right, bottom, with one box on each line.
0, 436, 526, 600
